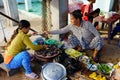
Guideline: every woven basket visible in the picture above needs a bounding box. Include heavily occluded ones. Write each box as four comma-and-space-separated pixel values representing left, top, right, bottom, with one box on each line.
34, 52, 60, 62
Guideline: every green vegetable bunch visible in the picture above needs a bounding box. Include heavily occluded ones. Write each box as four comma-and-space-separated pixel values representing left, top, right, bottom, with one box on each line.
97, 64, 112, 74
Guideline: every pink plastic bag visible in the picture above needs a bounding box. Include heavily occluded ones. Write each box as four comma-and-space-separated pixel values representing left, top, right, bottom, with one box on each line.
68, 0, 83, 13
69, 0, 83, 4
68, 3, 81, 13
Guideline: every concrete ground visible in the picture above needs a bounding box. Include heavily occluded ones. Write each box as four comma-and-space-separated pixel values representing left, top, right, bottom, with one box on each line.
0, 7, 120, 80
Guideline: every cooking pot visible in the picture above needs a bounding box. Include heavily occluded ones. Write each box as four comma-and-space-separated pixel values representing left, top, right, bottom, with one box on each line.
41, 62, 67, 80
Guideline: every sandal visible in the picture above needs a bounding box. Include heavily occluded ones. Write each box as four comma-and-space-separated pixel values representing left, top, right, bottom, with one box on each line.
25, 72, 39, 79
92, 56, 99, 63
92, 52, 101, 63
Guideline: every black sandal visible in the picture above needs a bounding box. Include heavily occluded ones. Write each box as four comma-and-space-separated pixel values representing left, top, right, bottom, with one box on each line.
92, 56, 99, 63
92, 51, 101, 63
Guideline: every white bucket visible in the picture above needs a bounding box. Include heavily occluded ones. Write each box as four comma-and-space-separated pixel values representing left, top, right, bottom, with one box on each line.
105, 12, 112, 19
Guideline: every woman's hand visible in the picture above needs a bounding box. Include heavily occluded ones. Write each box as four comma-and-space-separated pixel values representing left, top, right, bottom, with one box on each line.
43, 31, 50, 35
31, 32, 38, 36
42, 31, 50, 39
43, 44, 48, 48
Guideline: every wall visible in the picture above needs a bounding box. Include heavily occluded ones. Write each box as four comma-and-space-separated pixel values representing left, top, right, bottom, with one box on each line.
51, 0, 68, 40
3, 0, 19, 26
82, 0, 114, 12
51, 0, 59, 40
0, 0, 3, 7
94, 0, 114, 12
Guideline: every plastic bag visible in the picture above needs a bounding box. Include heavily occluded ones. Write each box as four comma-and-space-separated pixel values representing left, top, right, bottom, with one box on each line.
68, 0, 83, 13
65, 48, 82, 58
69, 0, 83, 4
45, 39, 57, 45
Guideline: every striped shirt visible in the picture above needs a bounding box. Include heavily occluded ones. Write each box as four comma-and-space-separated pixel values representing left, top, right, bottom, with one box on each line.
50, 20, 103, 50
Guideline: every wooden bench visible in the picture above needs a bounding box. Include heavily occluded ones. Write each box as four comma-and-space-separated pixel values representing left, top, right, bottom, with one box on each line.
0, 62, 11, 76
0, 53, 20, 76
0, 62, 21, 76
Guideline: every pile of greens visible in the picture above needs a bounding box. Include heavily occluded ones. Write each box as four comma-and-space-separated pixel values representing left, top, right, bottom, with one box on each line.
97, 64, 112, 74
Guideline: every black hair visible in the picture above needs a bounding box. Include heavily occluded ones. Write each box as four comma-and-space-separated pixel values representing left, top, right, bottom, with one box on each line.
94, 22, 99, 27
16, 20, 30, 32
71, 9, 83, 22
6, 20, 30, 48
88, 15, 94, 22
89, 8, 100, 18
19, 20, 30, 28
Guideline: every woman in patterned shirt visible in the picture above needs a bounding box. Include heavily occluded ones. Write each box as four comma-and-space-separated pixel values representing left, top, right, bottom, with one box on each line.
44, 9, 103, 62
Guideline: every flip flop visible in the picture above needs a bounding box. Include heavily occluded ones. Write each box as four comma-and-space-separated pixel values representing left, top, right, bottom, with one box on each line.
92, 52, 101, 63
92, 56, 99, 63
25, 72, 39, 79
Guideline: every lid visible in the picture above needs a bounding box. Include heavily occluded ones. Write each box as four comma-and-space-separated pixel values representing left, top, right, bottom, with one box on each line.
41, 62, 66, 80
